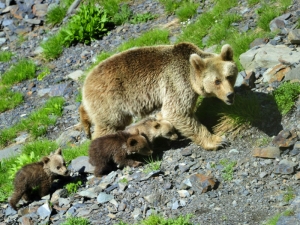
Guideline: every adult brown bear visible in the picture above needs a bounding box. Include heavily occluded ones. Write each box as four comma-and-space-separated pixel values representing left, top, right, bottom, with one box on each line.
81, 42, 238, 150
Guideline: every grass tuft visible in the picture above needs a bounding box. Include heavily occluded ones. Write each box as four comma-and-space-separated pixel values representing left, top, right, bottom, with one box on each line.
1, 59, 36, 85
0, 51, 13, 62
46, 5, 67, 26
272, 81, 300, 115
0, 86, 23, 113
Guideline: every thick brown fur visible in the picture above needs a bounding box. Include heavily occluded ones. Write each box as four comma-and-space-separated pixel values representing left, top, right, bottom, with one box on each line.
88, 130, 153, 177
125, 116, 178, 143
9, 149, 69, 210
81, 42, 238, 150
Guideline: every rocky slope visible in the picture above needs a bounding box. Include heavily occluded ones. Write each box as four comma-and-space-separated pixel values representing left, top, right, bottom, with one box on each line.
0, 0, 300, 224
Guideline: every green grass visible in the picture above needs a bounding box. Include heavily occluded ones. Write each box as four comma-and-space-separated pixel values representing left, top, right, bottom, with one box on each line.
130, 13, 157, 24
283, 186, 295, 203
175, 1, 199, 22
61, 216, 91, 225
247, 0, 259, 5
62, 140, 90, 162
0, 97, 65, 147
143, 156, 161, 174
116, 214, 193, 225
40, 34, 64, 61
65, 179, 82, 195
46, 5, 67, 26
0, 86, 23, 113
37, 66, 51, 81
273, 81, 300, 115
264, 209, 295, 225
219, 159, 236, 181
1, 59, 37, 85
159, 0, 183, 14
0, 51, 13, 62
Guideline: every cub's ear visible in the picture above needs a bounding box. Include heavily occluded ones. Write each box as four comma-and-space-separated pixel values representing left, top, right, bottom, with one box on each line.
154, 122, 161, 129
190, 54, 205, 71
128, 138, 138, 147
220, 44, 233, 61
41, 156, 50, 164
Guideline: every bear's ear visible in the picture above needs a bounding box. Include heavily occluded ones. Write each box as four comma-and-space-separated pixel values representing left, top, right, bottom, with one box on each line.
128, 138, 138, 147
190, 54, 205, 71
220, 44, 233, 61
153, 122, 161, 129
41, 156, 50, 164
54, 148, 62, 155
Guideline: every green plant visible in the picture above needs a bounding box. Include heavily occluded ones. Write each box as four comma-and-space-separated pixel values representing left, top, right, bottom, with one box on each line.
62, 140, 90, 162
46, 5, 67, 26
273, 82, 300, 115
255, 136, 271, 147
264, 209, 295, 225
283, 186, 295, 203
41, 34, 64, 60
116, 214, 193, 225
8, 152, 40, 180
112, 3, 132, 25
143, 156, 161, 174
60, 1, 109, 45
119, 177, 128, 184
159, 0, 182, 14
1, 59, 37, 85
0, 51, 13, 62
219, 159, 236, 181
130, 13, 157, 24
175, 1, 199, 22
0, 86, 23, 113
65, 179, 82, 194
256, 3, 281, 31
61, 215, 91, 225
0, 97, 64, 147
37, 66, 51, 80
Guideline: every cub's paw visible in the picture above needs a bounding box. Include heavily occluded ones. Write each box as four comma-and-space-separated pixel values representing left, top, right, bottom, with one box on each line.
132, 161, 143, 167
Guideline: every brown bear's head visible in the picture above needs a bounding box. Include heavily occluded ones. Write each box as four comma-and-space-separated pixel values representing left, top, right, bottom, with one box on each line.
126, 133, 153, 156
42, 148, 69, 176
190, 44, 238, 105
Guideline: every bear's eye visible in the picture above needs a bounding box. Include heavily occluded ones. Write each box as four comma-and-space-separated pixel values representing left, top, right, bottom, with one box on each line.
57, 166, 61, 170
215, 79, 221, 85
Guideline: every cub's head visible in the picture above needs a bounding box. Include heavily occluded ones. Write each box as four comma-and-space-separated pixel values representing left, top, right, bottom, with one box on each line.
190, 44, 238, 105
42, 148, 69, 176
154, 114, 178, 141
126, 133, 153, 156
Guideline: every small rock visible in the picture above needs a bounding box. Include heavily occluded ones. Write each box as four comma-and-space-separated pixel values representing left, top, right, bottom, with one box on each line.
272, 129, 298, 148
97, 192, 114, 204
177, 190, 190, 198
288, 29, 300, 44
252, 146, 280, 158
189, 174, 217, 193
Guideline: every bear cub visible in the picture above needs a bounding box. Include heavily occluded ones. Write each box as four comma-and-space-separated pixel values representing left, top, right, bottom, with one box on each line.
89, 130, 153, 177
9, 148, 69, 210
125, 115, 178, 143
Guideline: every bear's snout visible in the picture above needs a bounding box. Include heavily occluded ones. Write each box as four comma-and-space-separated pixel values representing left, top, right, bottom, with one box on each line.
226, 92, 235, 105
64, 169, 70, 176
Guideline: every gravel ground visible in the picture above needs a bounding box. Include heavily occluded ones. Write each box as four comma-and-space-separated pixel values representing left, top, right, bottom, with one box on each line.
0, 0, 300, 224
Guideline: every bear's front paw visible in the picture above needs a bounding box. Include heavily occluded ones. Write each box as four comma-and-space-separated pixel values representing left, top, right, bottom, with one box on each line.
203, 135, 230, 151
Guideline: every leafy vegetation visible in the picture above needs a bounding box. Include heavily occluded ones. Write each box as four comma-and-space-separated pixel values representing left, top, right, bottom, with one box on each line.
131, 13, 157, 24
1, 59, 36, 85
175, 1, 199, 21
46, 5, 67, 26
273, 82, 300, 115
0, 86, 23, 113
0, 97, 64, 147
0, 51, 13, 62
65, 179, 82, 195
219, 159, 236, 181
116, 214, 193, 225
143, 156, 161, 174
61, 216, 91, 225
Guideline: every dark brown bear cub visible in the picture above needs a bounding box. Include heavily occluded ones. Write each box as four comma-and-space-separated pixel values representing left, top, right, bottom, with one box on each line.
9, 148, 69, 210
89, 130, 153, 177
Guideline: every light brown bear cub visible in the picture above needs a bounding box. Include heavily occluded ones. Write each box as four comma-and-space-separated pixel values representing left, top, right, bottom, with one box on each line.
88, 130, 152, 177
81, 42, 238, 150
9, 148, 69, 210
125, 116, 178, 143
